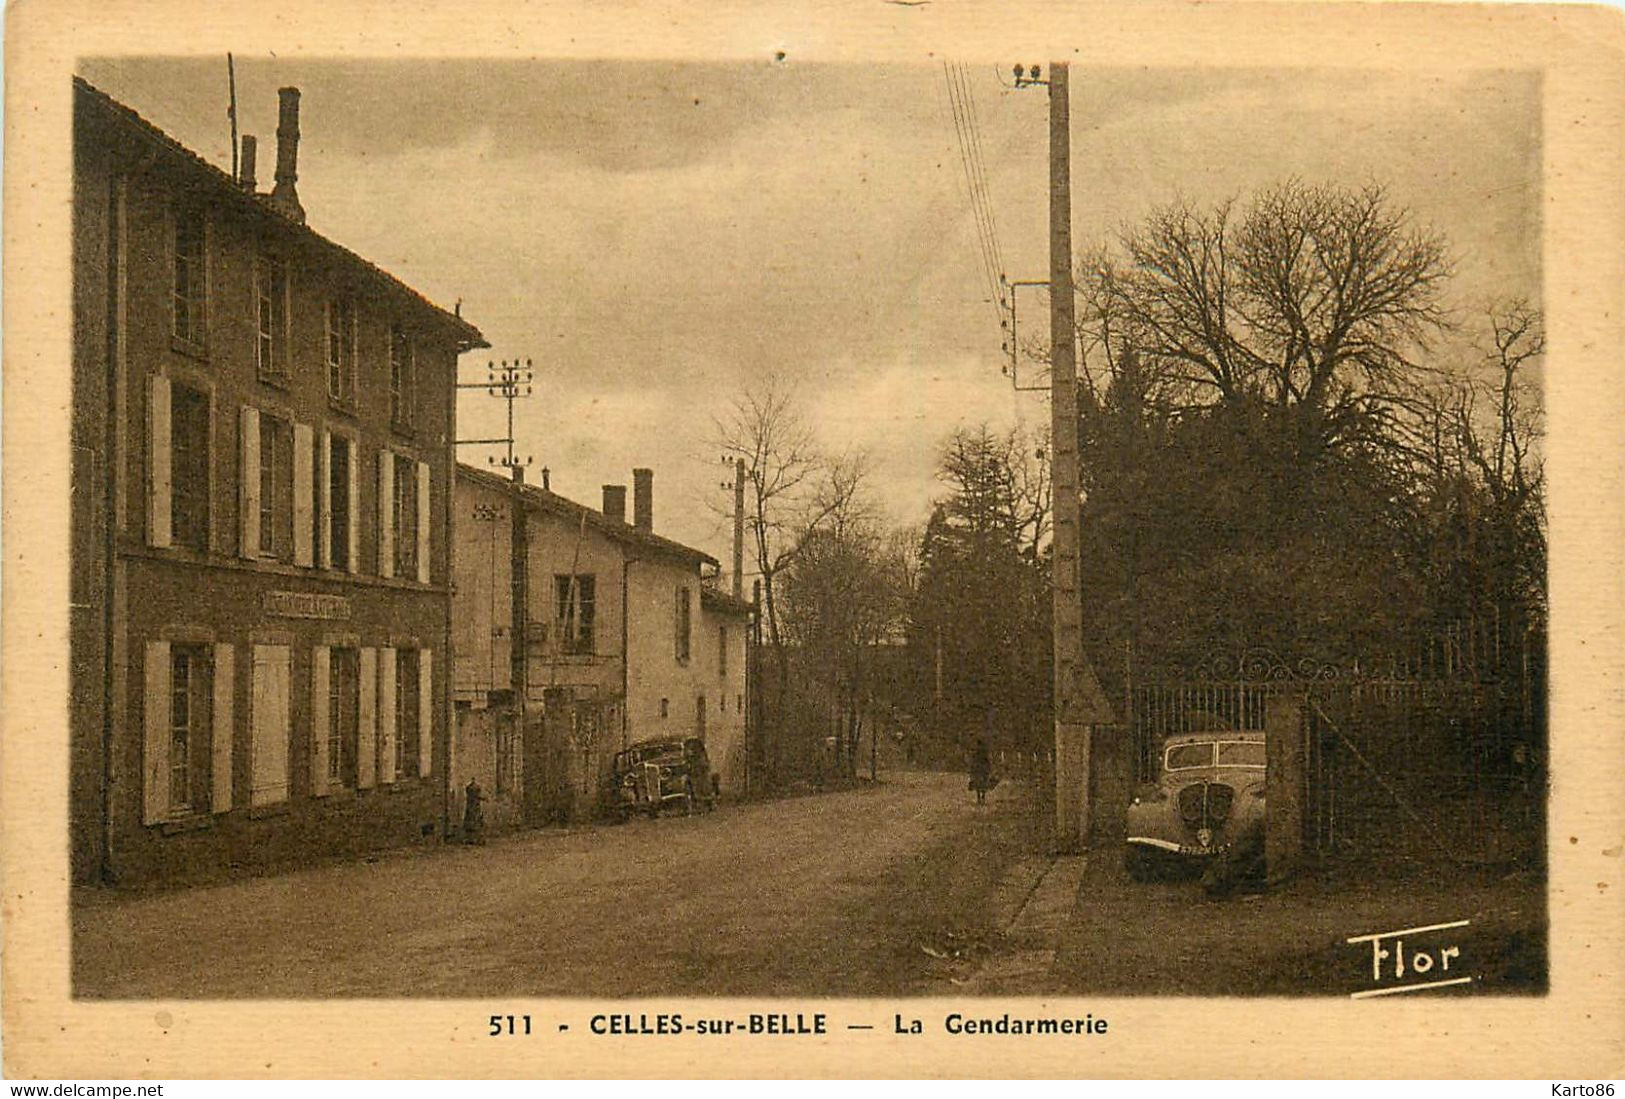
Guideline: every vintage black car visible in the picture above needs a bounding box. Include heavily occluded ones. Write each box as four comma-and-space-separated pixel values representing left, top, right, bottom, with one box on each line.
608, 735, 718, 821
1124, 729, 1267, 882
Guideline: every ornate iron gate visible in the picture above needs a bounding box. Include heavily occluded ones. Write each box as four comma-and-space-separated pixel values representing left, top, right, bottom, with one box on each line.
1127, 649, 1339, 784
1126, 644, 1544, 864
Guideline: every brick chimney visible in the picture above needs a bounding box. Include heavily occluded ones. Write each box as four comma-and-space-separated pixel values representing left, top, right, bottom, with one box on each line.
632, 468, 653, 533
602, 484, 627, 525
270, 87, 305, 224
238, 134, 257, 191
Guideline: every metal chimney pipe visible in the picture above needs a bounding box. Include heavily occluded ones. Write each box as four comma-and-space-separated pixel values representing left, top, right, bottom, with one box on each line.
632, 468, 653, 533
271, 87, 305, 223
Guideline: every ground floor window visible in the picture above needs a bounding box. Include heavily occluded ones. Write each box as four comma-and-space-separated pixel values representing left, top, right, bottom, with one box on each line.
328, 647, 359, 788
168, 644, 213, 814
396, 648, 420, 778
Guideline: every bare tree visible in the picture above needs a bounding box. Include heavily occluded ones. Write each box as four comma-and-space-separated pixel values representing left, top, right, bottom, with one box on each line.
713, 376, 862, 782
1086, 180, 1453, 447
1446, 300, 1547, 613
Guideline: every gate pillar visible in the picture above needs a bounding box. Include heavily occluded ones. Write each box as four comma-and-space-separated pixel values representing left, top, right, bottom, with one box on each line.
1265, 695, 1306, 883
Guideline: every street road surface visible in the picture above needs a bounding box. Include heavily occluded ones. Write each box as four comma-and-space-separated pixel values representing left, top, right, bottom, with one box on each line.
74, 771, 1036, 998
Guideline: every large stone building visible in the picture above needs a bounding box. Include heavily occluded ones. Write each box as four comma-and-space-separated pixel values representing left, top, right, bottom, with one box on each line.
70, 78, 486, 886
452, 464, 751, 830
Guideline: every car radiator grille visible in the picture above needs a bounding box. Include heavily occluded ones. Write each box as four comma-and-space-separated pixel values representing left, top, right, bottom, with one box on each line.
1177, 782, 1235, 831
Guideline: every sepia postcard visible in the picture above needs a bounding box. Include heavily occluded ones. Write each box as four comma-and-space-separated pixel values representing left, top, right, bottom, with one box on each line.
4, 0, 1623, 1081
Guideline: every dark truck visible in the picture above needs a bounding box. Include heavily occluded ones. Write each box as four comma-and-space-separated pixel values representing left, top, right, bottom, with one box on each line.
608, 736, 718, 821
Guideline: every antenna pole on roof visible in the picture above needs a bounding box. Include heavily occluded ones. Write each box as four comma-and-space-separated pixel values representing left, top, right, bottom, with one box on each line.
227, 53, 239, 181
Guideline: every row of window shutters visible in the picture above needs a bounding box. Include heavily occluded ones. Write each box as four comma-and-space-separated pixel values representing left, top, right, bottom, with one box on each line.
147, 372, 432, 579
141, 640, 433, 827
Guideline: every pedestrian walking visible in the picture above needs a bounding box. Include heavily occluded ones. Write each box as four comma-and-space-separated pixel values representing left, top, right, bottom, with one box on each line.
968, 725, 994, 807
462, 777, 486, 845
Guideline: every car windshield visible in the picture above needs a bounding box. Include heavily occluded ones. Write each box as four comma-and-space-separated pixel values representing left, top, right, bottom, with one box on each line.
1164, 742, 1214, 770
1216, 740, 1266, 768
621, 743, 682, 767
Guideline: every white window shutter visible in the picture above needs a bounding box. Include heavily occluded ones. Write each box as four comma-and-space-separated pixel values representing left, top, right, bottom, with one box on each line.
147, 376, 172, 548
378, 647, 397, 784
143, 640, 171, 824
346, 437, 360, 575
310, 645, 331, 796
415, 461, 431, 583
211, 641, 235, 813
292, 423, 313, 566
357, 647, 377, 789
377, 451, 394, 578
318, 429, 332, 569
251, 644, 291, 806
418, 649, 433, 778
239, 407, 261, 559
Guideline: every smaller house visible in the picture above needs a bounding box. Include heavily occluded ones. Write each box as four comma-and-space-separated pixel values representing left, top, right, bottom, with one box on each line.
452, 464, 751, 834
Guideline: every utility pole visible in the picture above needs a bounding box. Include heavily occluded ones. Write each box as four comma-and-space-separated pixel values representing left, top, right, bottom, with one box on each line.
732, 458, 746, 599
456, 358, 534, 474
1016, 60, 1111, 853
455, 359, 536, 817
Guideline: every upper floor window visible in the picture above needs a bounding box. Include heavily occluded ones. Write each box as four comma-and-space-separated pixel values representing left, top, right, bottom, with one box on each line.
255, 255, 288, 382
172, 207, 207, 347
389, 325, 415, 430
326, 298, 356, 408
393, 453, 418, 578
555, 574, 596, 655
328, 434, 352, 572
674, 585, 692, 664
719, 625, 729, 678
170, 382, 211, 551
258, 414, 293, 560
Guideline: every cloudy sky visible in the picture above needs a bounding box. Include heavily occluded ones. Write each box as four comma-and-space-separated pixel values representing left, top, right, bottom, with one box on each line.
79, 57, 1540, 559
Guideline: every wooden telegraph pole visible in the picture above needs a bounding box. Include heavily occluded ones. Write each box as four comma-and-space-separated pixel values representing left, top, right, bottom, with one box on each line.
1017, 60, 1113, 853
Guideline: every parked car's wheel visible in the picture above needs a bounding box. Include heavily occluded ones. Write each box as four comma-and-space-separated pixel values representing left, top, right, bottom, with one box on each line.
1124, 846, 1155, 882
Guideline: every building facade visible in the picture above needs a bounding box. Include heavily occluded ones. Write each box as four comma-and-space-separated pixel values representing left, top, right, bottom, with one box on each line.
452, 465, 751, 831
70, 79, 486, 886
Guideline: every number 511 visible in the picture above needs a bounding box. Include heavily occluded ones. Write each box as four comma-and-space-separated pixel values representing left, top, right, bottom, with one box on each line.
490, 1014, 532, 1036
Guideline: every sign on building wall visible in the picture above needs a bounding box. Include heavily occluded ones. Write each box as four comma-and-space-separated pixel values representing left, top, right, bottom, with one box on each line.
263, 590, 353, 620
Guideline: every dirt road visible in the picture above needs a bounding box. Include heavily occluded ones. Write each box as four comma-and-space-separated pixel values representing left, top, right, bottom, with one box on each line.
74, 772, 1037, 999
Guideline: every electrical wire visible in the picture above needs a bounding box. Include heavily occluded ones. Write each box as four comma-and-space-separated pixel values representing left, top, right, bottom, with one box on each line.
955, 62, 1007, 289
941, 62, 1005, 333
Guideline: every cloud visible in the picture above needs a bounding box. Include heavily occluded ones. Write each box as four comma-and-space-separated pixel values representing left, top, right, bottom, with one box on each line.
79, 58, 1540, 558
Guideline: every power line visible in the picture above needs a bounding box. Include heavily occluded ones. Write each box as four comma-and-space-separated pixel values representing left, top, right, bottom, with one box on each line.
950, 61, 1007, 310
956, 62, 1007, 284
941, 62, 1005, 332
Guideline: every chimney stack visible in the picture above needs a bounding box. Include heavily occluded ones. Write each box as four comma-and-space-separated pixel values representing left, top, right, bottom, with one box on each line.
602, 485, 627, 525
239, 134, 257, 191
632, 468, 653, 533
270, 87, 305, 224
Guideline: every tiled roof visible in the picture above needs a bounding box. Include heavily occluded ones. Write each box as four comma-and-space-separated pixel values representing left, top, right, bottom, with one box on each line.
699, 585, 753, 618
457, 463, 718, 568
73, 76, 488, 351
